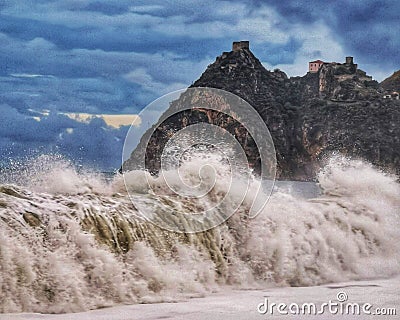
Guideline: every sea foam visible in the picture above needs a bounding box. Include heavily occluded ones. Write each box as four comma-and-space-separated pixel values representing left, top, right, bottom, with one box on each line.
0, 155, 399, 313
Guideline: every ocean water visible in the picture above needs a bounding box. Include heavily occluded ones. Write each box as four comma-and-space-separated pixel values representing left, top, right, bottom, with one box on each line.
0, 155, 399, 314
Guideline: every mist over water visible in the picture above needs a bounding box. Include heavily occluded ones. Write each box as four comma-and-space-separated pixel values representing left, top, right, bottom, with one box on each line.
0, 154, 399, 313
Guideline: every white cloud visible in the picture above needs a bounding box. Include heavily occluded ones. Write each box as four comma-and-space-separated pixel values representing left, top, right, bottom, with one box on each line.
61, 112, 141, 128
10, 73, 55, 79
123, 68, 153, 85
129, 5, 164, 13
149, 5, 289, 44
262, 21, 346, 77
124, 68, 187, 96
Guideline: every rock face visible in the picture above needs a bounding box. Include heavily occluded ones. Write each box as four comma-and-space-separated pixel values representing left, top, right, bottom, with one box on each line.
318, 61, 380, 101
381, 70, 400, 92
123, 44, 400, 180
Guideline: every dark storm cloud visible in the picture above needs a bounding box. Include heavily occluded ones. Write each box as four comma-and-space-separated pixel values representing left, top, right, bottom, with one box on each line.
0, 31, 207, 113
0, 75, 135, 114
0, 104, 128, 171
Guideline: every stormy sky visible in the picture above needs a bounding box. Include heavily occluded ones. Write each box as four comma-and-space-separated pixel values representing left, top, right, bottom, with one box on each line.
1, 0, 398, 171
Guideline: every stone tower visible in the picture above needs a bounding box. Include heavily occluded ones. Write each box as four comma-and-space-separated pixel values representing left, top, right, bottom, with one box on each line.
346, 56, 354, 64
232, 41, 249, 51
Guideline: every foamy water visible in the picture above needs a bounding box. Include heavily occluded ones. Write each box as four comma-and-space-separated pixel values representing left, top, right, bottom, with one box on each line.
0, 155, 399, 313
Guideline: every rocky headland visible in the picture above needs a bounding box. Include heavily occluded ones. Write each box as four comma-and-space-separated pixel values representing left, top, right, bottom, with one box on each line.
123, 41, 400, 181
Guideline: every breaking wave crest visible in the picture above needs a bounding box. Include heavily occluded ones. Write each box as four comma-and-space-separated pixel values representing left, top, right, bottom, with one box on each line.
0, 154, 113, 195
0, 155, 399, 313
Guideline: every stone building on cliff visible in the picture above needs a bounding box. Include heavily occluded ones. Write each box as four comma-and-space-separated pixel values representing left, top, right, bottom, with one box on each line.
308, 60, 324, 72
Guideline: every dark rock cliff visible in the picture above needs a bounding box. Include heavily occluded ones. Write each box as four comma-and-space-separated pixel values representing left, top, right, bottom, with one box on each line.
123, 45, 400, 180
381, 70, 400, 92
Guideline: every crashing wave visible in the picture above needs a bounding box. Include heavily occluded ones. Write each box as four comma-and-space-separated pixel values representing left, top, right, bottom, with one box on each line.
0, 155, 399, 313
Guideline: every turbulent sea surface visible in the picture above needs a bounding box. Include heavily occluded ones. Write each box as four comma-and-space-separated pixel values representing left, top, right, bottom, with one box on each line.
0, 155, 399, 314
